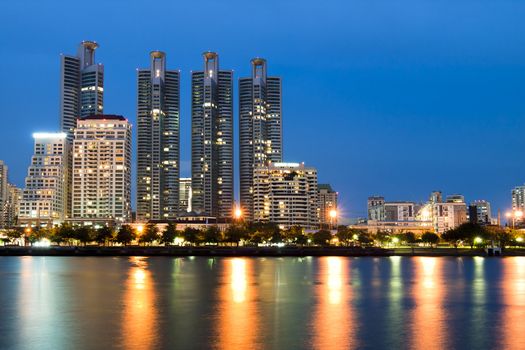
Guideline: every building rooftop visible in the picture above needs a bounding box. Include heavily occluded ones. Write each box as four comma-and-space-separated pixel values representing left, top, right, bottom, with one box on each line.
80, 114, 127, 121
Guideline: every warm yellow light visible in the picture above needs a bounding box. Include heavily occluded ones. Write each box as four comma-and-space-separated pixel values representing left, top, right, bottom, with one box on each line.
474, 237, 483, 244
25, 228, 31, 234
392, 237, 399, 244
516, 211, 524, 218
506, 212, 512, 218
352, 234, 359, 240
137, 225, 144, 234
234, 208, 243, 220
329, 209, 337, 219
517, 237, 524, 243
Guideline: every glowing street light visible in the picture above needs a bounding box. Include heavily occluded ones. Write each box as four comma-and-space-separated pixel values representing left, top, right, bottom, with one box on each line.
516, 237, 523, 243
474, 237, 483, 244
234, 208, 243, 220
392, 237, 399, 244
136, 225, 144, 234
506, 210, 524, 229
328, 209, 337, 230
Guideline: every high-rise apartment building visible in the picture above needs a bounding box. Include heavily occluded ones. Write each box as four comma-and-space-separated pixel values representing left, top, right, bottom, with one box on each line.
18, 133, 68, 227
191, 52, 234, 218
136, 51, 180, 222
432, 194, 468, 233
71, 115, 131, 225
3, 184, 21, 228
512, 185, 525, 212
179, 177, 192, 215
253, 162, 318, 229
239, 58, 282, 221
318, 184, 338, 227
0, 161, 8, 221
60, 41, 104, 140
469, 200, 492, 225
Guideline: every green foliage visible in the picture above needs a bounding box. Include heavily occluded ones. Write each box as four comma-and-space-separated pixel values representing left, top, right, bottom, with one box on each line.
312, 230, 332, 246
75, 227, 94, 245
139, 223, 159, 245
336, 226, 353, 245
224, 224, 247, 246
203, 226, 222, 244
182, 227, 201, 245
116, 225, 136, 246
95, 226, 114, 246
421, 231, 439, 248
161, 223, 178, 246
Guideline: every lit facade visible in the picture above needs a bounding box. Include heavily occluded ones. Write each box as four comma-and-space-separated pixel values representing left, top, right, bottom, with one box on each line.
512, 185, 525, 212
253, 162, 318, 229
239, 58, 282, 221
71, 115, 131, 224
318, 184, 338, 227
179, 177, 192, 215
19, 133, 68, 227
136, 51, 180, 221
469, 200, 492, 225
191, 52, 233, 218
3, 184, 22, 228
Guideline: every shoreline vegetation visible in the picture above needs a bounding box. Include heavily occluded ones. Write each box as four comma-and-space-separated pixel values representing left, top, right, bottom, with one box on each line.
1, 222, 523, 257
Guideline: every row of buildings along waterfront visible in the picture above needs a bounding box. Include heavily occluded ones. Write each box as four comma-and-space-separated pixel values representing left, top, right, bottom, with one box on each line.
5, 40, 337, 230
365, 191, 495, 234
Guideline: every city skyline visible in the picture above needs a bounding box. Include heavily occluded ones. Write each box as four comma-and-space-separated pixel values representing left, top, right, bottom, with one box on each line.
2, 0, 525, 220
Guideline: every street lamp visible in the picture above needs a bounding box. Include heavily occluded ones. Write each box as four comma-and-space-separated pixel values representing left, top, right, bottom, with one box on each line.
329, 209, 337, 230
234, 208, 243, 221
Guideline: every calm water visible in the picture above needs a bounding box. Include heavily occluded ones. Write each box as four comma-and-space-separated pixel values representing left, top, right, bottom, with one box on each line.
1, 256, 525, 350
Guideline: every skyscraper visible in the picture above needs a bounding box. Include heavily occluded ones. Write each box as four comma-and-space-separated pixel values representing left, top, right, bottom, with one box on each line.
59, 41, 104, 140
318, 184, 338, 227
71, 115, 131, 225
191, 52, 233, 218
136, 51, 180, 221
18, 133, 68, 227
179, 177, 192, 214
239, 58, 282, 221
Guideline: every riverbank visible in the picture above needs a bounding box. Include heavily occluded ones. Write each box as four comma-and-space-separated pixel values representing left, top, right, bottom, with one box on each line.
2, 246, 525, 257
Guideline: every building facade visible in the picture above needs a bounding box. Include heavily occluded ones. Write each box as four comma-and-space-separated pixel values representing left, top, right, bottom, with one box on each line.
136, 51, 180, 222
60, 41, 104, 140
318, 184, 338, 227
253, 162, 318, 229
18, 133, 68, 227
239, 58, 282, 221
469, 200, 492, 225
179, 177, 192, 215
512, 185, 525, 211
0, 161, 8, 227
71, 115, 131, 225
191, 52, 233, 218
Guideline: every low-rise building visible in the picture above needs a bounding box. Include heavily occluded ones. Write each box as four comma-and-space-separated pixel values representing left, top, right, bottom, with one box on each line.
318, 184, 338, 228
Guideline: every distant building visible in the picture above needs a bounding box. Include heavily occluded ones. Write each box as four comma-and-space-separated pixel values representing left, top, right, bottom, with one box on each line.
136, 51, 180, 222
239, 58, 282, 221
367, 196, 385, 221
469, 200, 492, 225
19, 133, 68, 227
0, 161, 8, 227
512, 184, 525, 211
179, 178, 192, 215
253, 162, 318, 229
318, 184, 338, 227
432, 194, 468, 233
71, 115, 131, 225
191, 52, 233, 218
60, 41, 104, 140
3, 184, 22, 228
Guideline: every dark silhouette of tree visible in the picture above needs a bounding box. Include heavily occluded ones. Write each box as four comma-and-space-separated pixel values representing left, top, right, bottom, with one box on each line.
95, 226, 114, 246
312, 230, 332, 246
224, 224, 247, 246
336, 226, 352, 246
115, 225, 136, 246
182, 227, 202, 246
421, 231, 439, 249
203, 226, 222, 244
161, 223, 178, 246
75, 227, 94, 246
139, 223, 159, 245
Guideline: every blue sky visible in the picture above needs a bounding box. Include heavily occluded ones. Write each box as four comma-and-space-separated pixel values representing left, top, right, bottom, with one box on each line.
1, 0, 524, 220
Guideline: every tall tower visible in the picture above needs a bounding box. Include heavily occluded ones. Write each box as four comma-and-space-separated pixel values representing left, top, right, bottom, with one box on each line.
136, 51, 180, 221
59, 41, 104, 140
71, 115, 132, 225
239, 58, 282, 221
191, 52, 233, 218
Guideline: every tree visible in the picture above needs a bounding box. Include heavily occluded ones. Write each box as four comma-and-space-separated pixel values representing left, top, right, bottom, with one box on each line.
312, 230, 332, 246
139, 223, 159, 245
54, 223, 76, 246
182, 227, 202, 246
403, 232, 417, 253
283, 225, 304, 244
421, 231, 439, 249
75, 227, 94, 246
336, 226, 353, 246
224, 224, 247, 246
27, 228, 50, 245
95, 226, 114, 246
375, 231, 391, 247
357, 231, 373, 246
161, 223, 178, 246
485, 225, 514, 251
115, 225, 136, 246
5, 229, 23, 245
203, 226, 222, 244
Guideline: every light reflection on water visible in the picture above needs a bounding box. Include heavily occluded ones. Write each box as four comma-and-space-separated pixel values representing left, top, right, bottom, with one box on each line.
2, 256, 525, 349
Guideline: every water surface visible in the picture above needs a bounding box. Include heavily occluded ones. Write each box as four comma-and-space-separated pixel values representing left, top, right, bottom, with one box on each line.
1, 256, 524, 349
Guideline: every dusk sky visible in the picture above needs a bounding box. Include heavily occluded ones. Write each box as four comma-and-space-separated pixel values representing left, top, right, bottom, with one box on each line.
1, 0, 524, 220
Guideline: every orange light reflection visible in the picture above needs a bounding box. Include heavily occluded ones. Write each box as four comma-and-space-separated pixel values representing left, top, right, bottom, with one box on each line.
501, 257, 525, 349
122, 257, 158, 349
